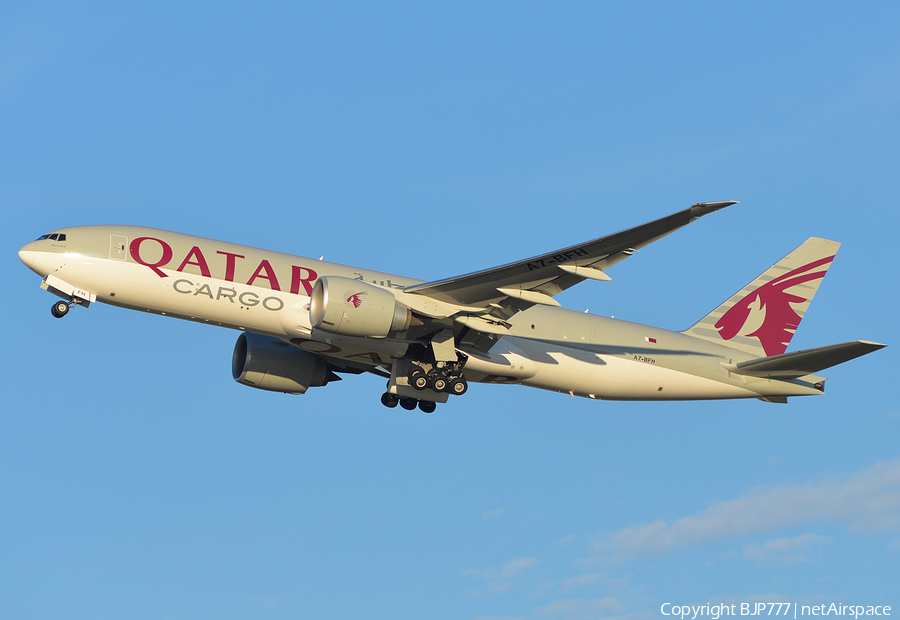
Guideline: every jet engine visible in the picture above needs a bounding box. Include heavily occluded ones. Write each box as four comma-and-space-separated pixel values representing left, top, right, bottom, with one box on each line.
232, 333, 337, 394
309, 276, 411, 338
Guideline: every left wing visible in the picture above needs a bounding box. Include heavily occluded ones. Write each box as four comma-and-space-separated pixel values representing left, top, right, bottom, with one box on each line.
403, 201, 738, 331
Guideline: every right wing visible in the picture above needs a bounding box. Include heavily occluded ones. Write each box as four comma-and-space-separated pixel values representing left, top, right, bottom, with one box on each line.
402, 201, 738, 336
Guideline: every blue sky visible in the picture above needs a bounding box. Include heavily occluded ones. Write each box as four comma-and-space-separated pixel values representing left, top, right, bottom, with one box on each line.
2, 2, 898, 619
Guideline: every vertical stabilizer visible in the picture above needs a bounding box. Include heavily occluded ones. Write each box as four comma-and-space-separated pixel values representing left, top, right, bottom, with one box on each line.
683, 237, 840, 357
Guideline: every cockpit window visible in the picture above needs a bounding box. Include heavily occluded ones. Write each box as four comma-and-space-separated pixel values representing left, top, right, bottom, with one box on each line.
37, 234, 51, 240
36, 233, 65, 241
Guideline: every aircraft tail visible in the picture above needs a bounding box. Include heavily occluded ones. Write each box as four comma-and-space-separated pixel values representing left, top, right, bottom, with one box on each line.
682, 237, 840, 357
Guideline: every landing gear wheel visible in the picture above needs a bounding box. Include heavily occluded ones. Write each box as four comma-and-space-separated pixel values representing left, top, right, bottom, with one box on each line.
51, 301, 70, 318
429, 375, 448, 392
408, 367, 428, 391
418, 400, 436, 414
448, 377, 468, 396
380, 393, 399, 408
399, 397, 418, 411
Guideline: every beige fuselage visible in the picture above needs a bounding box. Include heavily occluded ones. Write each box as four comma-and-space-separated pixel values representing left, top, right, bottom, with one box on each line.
19, 225, 826, 402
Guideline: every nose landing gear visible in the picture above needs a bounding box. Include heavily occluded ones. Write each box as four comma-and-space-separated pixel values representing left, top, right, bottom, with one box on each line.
51, 300, 72, 318
41, 275, 95, 318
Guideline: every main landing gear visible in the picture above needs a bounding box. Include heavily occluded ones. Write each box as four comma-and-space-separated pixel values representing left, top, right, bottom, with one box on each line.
51, 300, 73, 318
380, 392, 437, 413
407, 364, 468, 396
379, 336, 468, 413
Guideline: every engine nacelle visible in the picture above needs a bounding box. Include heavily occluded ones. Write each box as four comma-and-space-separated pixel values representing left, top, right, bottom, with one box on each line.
232, 333, 335, 394
309, 276, 411, 338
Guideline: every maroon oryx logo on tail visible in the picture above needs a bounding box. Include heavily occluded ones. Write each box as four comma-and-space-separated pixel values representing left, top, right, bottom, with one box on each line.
346, 292, 366, 308
715, 256, 834, 357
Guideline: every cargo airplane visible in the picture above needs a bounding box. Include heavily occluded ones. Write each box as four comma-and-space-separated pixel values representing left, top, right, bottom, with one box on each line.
18, 201, 884, 412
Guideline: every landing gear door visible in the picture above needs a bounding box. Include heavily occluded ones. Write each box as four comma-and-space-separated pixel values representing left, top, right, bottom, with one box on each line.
41, 273, 97, 306
109, 235, 127, 260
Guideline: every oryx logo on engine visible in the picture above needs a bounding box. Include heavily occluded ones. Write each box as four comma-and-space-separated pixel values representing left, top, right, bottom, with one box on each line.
346, 292, 366, 308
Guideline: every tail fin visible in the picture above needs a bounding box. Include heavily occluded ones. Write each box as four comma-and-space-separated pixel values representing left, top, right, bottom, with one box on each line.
683, 237, 840, 357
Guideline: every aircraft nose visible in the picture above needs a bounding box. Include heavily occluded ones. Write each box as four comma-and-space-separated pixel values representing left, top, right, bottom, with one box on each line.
18, 247, 35, 269
18, 240, 43, 274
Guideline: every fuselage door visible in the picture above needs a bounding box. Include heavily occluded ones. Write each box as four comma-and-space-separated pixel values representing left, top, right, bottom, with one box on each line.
109, 235, 128, 261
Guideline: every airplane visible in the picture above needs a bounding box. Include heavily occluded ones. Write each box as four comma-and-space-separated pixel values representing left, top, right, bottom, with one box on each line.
18, 201, 885, 412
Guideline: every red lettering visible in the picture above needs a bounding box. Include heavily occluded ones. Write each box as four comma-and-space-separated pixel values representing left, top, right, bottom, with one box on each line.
130, 237, 174, 278
247, 259, 281, 291
176, 246, 211, 278
290, 265, 318, 296
217, 251, 244, 282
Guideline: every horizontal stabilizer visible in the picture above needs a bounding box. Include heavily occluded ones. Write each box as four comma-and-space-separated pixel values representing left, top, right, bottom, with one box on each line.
724, 340, 886, 378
